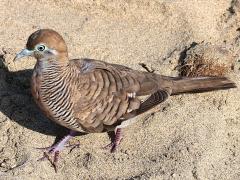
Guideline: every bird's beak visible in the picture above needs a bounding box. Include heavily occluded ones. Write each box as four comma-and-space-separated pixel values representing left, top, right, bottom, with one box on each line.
14, 49, 33, 61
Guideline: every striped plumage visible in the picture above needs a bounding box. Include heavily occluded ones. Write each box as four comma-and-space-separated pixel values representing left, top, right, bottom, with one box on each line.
32, 59, 81, 130
32, 56, 236, 134
31, 56, 173, 133
14, 29, 236, 170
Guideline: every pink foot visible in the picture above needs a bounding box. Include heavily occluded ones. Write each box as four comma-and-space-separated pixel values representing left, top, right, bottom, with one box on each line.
104, 128, 123, 153
36, 130, 78, 172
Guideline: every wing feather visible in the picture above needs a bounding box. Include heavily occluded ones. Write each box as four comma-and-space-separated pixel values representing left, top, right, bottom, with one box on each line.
70, 58, 171, 132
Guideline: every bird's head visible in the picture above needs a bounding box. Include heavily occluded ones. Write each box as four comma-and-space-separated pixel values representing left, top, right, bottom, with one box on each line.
14, 29, 68, 62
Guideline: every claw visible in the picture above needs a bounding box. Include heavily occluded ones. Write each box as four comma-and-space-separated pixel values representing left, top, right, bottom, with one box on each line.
66, 143, 80, 154
36, 130, 77, 172
38, 150, 60, 173
37, 154, 48, 162
103, 128, 123, 153
36, 146, 53, 151
103, 142, 117, 153
37, 145, 60, 163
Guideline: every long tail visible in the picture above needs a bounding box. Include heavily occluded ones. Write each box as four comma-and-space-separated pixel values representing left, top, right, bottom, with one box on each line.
171, 76, 236, 95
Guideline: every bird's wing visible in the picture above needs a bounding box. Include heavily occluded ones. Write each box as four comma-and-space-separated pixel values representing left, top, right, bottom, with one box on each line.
70, 58, 171, 132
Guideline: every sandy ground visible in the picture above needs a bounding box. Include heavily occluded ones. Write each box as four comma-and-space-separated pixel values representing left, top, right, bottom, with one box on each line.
1, 0, 240, 179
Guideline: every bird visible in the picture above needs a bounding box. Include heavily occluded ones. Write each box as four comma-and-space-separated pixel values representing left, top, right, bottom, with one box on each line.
14, 29, 236, 170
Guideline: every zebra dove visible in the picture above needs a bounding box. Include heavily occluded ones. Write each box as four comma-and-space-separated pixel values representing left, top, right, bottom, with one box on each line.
14, 29, 236, 170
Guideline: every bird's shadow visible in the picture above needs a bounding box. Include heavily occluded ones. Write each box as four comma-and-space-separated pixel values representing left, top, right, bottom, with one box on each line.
0, 55, 114, 145
0, 56, 71, 140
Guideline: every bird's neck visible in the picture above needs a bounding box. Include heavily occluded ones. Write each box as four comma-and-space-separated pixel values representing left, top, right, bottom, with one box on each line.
34, 57, 69, 76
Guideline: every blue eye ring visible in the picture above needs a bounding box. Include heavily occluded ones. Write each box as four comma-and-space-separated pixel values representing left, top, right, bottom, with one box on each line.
37, 45, 45, 51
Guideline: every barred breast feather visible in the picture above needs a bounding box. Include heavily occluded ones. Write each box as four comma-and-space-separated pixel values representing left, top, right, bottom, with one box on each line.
31, 58, 236, 133
31, 59, 84, 132
32, 58, 170, 133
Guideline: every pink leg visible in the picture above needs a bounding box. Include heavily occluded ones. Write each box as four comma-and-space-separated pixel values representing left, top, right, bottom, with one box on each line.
104, 128, 123, 153
37, 130, 78, 172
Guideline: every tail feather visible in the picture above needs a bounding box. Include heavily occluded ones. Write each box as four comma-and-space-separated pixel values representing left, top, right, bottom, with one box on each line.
171, 76, 236, 95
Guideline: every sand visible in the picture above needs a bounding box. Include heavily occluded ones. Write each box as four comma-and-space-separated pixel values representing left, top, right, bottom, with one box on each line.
0, 0, 240, 179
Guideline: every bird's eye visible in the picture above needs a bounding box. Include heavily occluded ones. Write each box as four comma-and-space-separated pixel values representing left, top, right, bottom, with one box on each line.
37, 45, 46, 51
